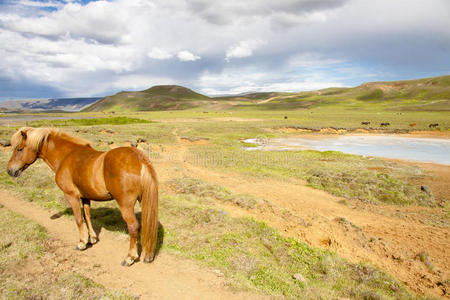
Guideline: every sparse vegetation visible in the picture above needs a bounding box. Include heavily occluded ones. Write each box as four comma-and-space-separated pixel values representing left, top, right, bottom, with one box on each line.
186, 146, 435, 206
159, 193, 414, 299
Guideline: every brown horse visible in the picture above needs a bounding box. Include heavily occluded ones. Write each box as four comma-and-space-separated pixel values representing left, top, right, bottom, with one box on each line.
6, 127, 158, 266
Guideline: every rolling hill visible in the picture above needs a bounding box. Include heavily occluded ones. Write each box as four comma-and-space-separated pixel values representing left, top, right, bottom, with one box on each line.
2, 76, 447, 113
83, 75, 450, 112
83, 85, 211, 112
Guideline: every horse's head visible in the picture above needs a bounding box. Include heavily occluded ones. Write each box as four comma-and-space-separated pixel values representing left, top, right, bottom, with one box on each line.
7, 128, 40, 177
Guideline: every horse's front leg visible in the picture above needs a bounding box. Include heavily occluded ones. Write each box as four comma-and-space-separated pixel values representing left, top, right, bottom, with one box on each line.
82, 198, 98, 245
64, 193, 89, 250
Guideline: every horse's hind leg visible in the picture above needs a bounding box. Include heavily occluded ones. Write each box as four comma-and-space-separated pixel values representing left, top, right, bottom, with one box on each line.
82, 199, 98, 245
117, 199, 140, 266
64, 193, 89, 250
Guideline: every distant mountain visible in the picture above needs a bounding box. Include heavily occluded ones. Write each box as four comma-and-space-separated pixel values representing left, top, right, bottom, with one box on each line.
83, 76, 450, 112
0, 97, 102, 112
83, 85, 210, 112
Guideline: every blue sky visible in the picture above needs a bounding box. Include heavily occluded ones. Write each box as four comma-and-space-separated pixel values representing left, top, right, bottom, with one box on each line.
0, 0, 449, 99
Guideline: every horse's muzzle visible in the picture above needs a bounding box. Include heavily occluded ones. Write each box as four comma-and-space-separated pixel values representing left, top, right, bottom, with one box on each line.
7, 168, 20, 177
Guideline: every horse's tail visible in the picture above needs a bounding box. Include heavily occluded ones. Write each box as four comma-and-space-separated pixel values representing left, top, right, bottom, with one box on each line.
140, 157, 158, 263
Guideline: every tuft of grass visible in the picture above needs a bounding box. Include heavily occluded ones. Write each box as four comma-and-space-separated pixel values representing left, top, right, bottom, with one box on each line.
170, 176, 265, 209
416, 251, 434, 271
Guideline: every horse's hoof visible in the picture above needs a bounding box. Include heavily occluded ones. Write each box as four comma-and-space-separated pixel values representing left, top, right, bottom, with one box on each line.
75, 243, 87, 251
121, 257, 135, 267
140, 251, 155, 263
89, 237, 98, 244
143, 255, 155, 263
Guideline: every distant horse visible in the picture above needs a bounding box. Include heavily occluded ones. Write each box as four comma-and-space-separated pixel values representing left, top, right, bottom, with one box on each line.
361, 121, 370, 125
380, 122, 390, 127
7, 127, 158, 266
429, 123, 439, 128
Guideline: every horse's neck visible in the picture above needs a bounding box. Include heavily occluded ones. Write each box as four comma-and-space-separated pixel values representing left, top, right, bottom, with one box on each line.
39, 134, 89, 173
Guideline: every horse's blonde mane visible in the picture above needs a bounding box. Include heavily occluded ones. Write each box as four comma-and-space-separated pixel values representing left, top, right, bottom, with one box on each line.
11, 127, 91, 151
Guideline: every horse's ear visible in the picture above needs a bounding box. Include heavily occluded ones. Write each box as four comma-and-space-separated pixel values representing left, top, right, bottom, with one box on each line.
20, 130, 27, 139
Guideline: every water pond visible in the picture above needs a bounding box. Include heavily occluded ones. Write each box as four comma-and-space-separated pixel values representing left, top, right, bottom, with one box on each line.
244, 135, 450, 165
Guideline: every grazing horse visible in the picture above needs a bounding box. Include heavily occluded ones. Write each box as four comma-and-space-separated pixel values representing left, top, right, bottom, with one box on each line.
380, 122, 390, 127
6, 127, 158, 266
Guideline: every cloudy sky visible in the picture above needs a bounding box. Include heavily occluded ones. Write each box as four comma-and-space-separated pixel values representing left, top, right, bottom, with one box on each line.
0, 0, 449, 99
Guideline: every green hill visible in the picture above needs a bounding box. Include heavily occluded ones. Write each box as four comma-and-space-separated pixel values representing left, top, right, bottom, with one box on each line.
83, 85, 211, 112
236, 75, 450, 111
83, 75, 450, 112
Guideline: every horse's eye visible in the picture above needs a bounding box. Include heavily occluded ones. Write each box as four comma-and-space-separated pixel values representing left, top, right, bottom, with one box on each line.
17, 148, 23, 152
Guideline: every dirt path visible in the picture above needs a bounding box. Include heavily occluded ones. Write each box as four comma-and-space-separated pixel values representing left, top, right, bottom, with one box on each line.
0, 189, 266, 300
153, 139, 449, 298
257, 94, 299, 104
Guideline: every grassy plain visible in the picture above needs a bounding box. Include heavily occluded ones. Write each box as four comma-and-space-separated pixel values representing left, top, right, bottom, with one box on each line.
0, 104, 448, 298
3, 108, 447, 207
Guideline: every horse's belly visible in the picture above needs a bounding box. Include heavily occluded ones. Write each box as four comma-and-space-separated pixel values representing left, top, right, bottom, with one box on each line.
81, 191, 112, 201
75, 153, 111, 200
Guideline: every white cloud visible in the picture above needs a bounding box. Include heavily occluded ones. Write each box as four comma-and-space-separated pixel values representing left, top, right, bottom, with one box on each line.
0, 0, 449, 99
287, 53, 344, 68
226, 39, 265, 62
197, 67, 343, 95
147, 47, 173, 60
111, 74, 176, 91
185, 0, 348, 26
177, 50, 201, 62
